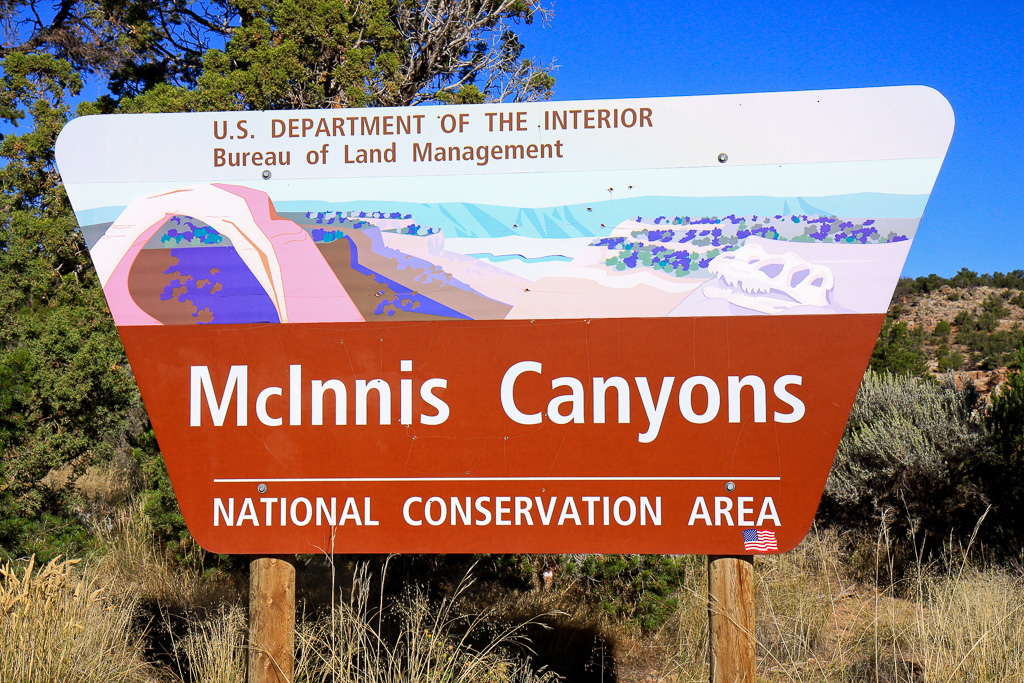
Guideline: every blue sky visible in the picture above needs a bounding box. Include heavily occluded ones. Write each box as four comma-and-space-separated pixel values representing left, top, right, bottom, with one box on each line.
518, 0, 1024, 278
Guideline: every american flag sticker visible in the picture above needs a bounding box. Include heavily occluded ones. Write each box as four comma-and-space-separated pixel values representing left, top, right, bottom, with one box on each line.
742, 529, 778, 552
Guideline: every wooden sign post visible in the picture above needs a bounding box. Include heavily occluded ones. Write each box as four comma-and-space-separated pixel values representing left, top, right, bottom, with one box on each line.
249, 556, 296, 683
708, 555, 755, 682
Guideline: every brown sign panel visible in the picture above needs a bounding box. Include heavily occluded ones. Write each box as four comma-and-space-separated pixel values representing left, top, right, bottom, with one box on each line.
55, 87, 954, 553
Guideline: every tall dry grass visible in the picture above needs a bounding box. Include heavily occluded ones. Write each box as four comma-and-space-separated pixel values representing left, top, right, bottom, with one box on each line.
173, 605, 248, 683
9, 490, 1024, 683
96, 500, 205, 606
916, 567, 1024, 680
164, 560, 565, 683
665, 526, 1024, 682
0, 555, 153, 682
295, 560, 563, 683
661, 558, 710, 681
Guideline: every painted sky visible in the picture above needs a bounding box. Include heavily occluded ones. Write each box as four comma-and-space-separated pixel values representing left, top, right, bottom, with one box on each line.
518, 0, 1023, 278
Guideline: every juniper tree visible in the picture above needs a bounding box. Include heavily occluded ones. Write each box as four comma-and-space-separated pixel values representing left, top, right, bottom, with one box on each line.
0, 52, 142, 559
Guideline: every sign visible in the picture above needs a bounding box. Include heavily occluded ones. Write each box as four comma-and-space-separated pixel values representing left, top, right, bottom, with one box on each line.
55, 87, 954, 554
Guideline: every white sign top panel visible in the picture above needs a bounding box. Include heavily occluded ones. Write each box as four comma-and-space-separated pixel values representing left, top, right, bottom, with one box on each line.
57, 87, 953, 188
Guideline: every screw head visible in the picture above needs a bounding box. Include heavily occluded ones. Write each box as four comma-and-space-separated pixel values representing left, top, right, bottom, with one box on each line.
262, 170, 272, 179
725, 481, 736, 492
717, 153, 729, 164
257, 483, 267, 493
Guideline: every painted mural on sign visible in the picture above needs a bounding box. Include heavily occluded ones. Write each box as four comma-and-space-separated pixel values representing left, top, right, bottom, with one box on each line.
89, 182, 916, 327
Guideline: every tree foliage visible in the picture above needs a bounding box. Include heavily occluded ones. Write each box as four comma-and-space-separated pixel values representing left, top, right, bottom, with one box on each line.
892, 269, 1024, 301
0, 50, 151, 559
121, 0, 553, 112
0, 0, 236, 97
976, 349, 1024, 550
2, 0, 553, 112
869, 318, 928, 377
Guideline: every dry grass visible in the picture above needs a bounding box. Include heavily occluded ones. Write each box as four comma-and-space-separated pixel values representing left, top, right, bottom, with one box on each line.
482, 573, 624, 681
173, 605, 248, 683
0, 555, 154, 682
915, 566, 1024, 680
95, 501, 206, 607
660, 559, 711, 681
8, 496, 1024, 683
661, 525, 1024, 683
755, 528, 851, 680
139, 527, 1024, 682
295, 560, 563, 683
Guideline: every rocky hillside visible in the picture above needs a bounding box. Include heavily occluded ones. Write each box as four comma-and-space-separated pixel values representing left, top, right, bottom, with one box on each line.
886, 275, 1024, 395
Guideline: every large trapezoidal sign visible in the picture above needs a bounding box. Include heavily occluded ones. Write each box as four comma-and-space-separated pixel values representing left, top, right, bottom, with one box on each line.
55, 86, 953, 554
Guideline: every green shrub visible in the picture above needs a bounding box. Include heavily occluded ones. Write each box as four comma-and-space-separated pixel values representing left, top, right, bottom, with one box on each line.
869, 320, 928, 376
977, 352, 1024, 551
819, 371, 989, 555
559, 554, 692, 632
954, 309, 973, 327
937, 349, 964, 372
951, 297, 1024, 369
950, 268, 981, 288
992, 269, 1024, 289
974, 294, 1008, 332
139, 442, 191, 559
956, 326, 1024, 370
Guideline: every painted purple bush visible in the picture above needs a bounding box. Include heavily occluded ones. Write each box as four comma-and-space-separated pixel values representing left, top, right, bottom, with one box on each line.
161, 246, 280, 324
161, 216, 223, 244
596, 214, 908, 278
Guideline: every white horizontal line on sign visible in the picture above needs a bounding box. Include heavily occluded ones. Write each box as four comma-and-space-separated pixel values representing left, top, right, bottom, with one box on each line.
213, 476, 781, 483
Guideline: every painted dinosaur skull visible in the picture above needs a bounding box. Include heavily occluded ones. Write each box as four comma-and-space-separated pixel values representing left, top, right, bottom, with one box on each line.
703, 243, 835, 314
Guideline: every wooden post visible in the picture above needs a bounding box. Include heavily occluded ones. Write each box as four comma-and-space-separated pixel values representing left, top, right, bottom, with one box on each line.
707, 555, 755, 682
249, 555, 296, 683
